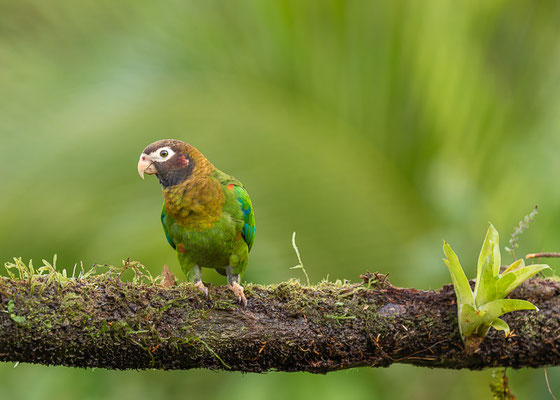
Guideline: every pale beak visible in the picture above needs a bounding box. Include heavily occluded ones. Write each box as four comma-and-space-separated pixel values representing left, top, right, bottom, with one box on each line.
138, 156, 157, 179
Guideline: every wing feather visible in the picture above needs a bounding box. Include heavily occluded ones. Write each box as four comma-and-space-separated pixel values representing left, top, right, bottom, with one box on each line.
233, 185, 255, 251
161, 204, 176, 250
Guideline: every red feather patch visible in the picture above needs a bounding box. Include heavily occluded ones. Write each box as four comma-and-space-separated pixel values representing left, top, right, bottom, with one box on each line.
177, 244, 186, 253
178, 155, 189, 166
227, 184, 234, 190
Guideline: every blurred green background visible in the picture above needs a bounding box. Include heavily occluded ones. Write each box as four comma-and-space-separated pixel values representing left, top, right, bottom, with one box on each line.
1, 0, 560, 398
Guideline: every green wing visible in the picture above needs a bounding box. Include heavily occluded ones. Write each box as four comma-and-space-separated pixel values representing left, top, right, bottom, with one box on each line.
161, 204, 176, 250
233, 185, 255, 252
212, 169, 256, 252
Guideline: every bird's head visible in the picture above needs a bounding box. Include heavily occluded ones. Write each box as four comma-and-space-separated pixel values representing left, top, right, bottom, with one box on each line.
138, 139, 197, 188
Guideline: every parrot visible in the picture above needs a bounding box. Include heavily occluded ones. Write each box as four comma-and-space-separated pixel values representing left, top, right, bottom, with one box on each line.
137, 139, 255, 306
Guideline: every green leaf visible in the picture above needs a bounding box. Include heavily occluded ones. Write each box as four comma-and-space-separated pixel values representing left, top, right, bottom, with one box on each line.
474, 252, 497, 308
459, 303, 483, 338
479, 299, 537, 323
489, 318, 510, 335
476, 224, 500, 284
503, 264, 550, 296
495, 272, 517, 298
443, 242, 474, 307
491, 234, 501, 277
7, 300, 26, 324
502, 258, 524, 274
10, 315, 25, 324
7, 300, 14, 314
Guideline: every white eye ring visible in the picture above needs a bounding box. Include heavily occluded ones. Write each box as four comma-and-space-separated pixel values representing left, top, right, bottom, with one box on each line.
150, 147, 175, 162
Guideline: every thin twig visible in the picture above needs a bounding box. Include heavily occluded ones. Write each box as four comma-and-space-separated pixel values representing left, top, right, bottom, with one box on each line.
545, 368, 558, 400
526, 252, 560, 259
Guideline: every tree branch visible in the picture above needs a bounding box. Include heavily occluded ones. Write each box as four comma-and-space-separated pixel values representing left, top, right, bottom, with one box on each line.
0, 272, 558, 373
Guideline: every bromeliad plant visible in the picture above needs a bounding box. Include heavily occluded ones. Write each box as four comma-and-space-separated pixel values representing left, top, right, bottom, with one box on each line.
443, 224, 550, 351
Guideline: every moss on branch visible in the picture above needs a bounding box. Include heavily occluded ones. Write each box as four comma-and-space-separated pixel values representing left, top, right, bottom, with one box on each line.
0, 260, 558, 373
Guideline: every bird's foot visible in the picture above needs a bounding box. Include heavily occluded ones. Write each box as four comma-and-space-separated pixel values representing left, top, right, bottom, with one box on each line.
228, 282, 247, 307
194, 281, 209, 297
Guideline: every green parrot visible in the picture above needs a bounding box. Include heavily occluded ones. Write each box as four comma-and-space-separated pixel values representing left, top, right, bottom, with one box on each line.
137, 139, 255, 305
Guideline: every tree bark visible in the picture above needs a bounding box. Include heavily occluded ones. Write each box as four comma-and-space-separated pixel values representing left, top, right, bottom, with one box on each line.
0, 272, 558, 373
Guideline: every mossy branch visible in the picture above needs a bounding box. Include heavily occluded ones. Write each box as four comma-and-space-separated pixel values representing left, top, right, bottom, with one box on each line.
0, 268, 559, 373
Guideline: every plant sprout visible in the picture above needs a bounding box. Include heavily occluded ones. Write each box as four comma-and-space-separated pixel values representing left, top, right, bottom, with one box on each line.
443, 224, 550, 351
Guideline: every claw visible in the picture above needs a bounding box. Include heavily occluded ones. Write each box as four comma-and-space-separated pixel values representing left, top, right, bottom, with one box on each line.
194, 281, 209, 297
228, 282, 247, 307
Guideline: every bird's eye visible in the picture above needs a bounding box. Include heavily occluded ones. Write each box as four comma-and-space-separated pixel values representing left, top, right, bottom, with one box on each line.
160, 150, 169, 158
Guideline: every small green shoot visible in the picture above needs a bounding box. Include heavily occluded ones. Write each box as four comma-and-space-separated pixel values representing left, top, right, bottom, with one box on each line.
4, 256, 164, 287
6, 300, 26, 324
326, 314, 356, 326
290, 232, 310, 286
443, 223, 550, 350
